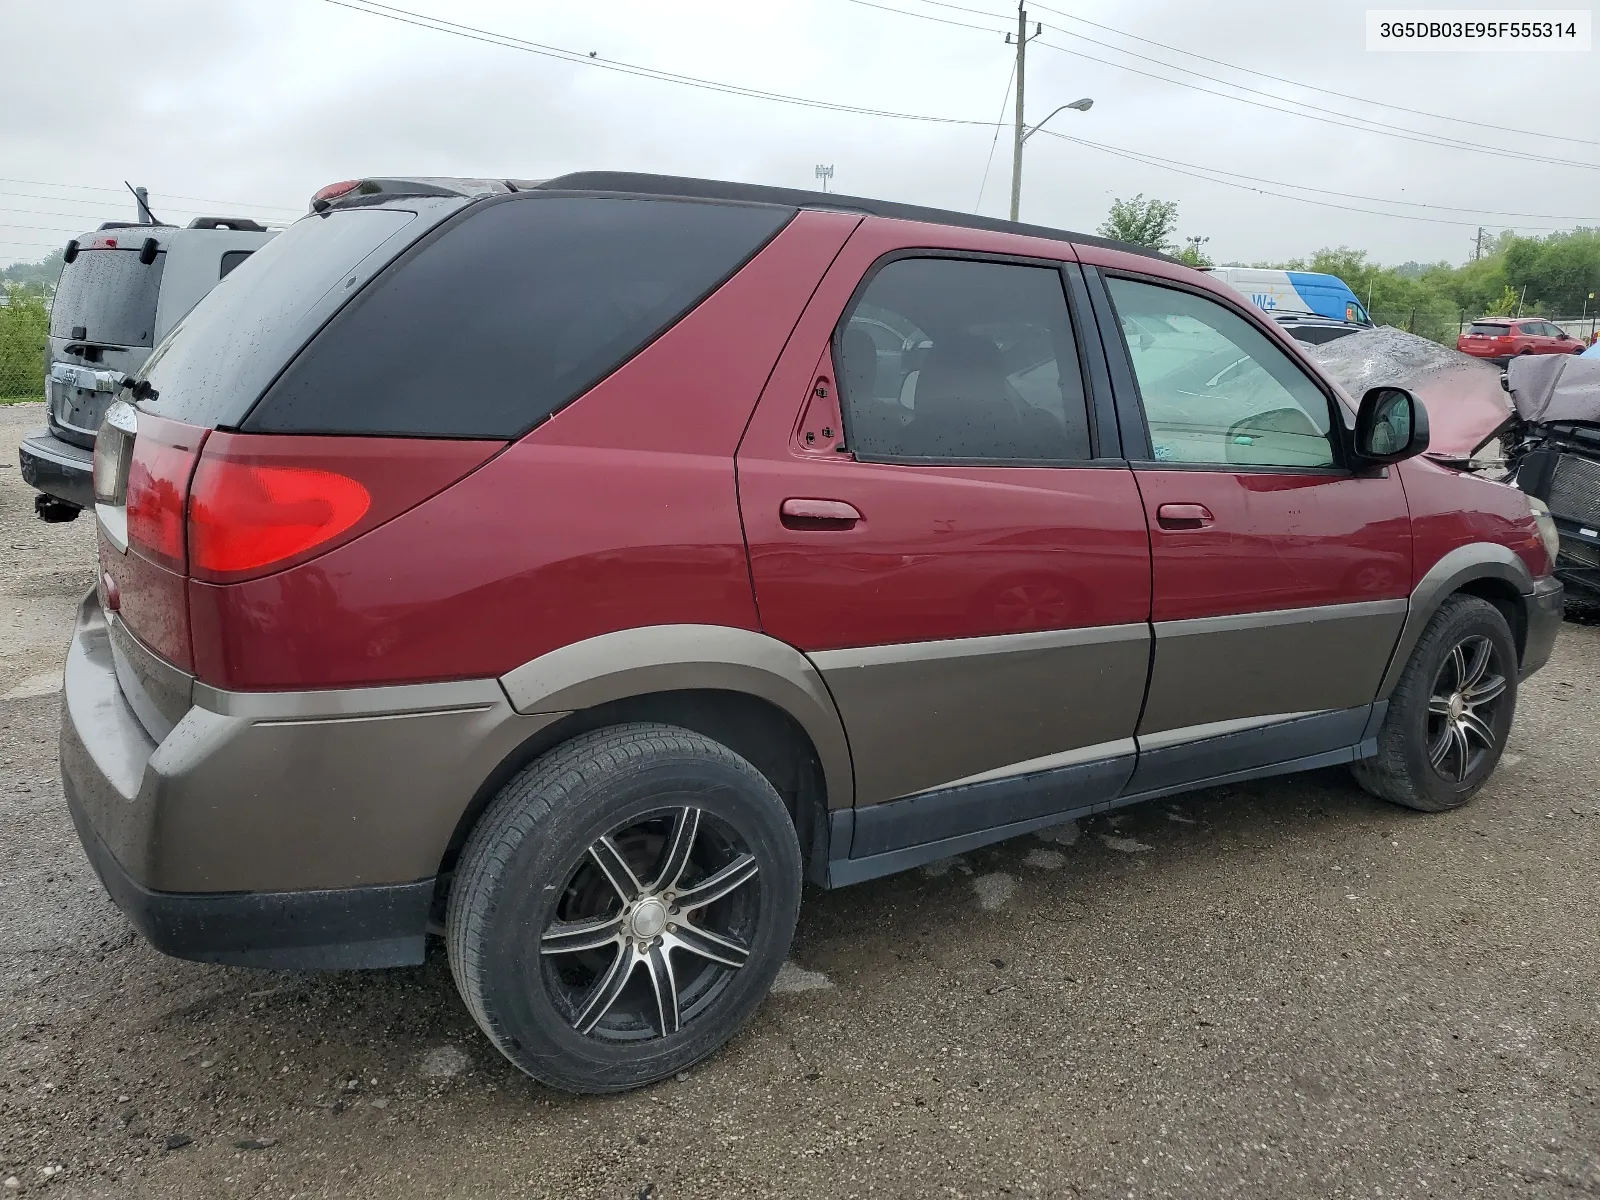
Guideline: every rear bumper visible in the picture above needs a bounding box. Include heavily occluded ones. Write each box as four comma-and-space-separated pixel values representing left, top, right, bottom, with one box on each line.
18, 429, 93, 509
1521, 575, 1564, 679
59, 591, 564, 969
65, 792, 434, 969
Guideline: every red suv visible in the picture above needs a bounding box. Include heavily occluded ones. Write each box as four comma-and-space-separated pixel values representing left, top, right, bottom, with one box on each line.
1458, 317, 1586, 363
63, 173, 1564, 1093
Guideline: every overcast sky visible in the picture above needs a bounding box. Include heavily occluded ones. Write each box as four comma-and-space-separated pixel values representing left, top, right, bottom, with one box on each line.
3, 0, 1597, 269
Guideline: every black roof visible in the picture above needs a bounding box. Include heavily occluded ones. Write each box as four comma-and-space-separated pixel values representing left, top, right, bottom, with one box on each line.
315, 170, 1173, 263
526, 172, 1175, 264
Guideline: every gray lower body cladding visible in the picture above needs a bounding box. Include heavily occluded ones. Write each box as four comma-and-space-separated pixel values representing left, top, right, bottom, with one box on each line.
825, 703, 1385, 886
60, 593, 566, 967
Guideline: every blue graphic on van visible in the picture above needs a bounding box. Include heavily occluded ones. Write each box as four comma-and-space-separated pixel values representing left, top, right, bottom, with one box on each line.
1286, 271, 1369, 323
1207, 268, 1372, 328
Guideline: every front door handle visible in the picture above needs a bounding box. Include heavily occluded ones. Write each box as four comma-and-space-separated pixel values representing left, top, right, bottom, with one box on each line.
781, 498, 862, 529
1156, 503, 1214, 530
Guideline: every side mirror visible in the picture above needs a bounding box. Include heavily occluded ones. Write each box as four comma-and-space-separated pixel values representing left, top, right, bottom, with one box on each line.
1354, 386, 1430, 465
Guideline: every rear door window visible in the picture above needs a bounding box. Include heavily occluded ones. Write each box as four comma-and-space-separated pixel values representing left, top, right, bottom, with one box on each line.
244, 196, 794, 438
49, 249, 166, 347
834, 257, 1092, 462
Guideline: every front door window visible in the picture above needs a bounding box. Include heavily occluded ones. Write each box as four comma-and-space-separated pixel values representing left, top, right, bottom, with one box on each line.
1106, 277, 1337, 469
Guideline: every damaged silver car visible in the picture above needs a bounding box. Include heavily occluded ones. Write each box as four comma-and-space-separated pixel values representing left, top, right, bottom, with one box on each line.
1496, 355, 1600, 608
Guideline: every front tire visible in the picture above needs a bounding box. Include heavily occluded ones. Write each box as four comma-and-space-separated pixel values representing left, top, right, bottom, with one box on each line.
446, 724, 803, 1093
1352, 595, 1518, 812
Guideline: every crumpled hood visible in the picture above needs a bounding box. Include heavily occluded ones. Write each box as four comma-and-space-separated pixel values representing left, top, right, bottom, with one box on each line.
1306, 326, 1511, 459
1505, 353, 1600, 424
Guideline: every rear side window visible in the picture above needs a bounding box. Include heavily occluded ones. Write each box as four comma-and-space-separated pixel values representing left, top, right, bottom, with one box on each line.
49, 249, 166, 346
245, 196, 795, 438
218, 250, 252, 279
835, 257, 1092, 462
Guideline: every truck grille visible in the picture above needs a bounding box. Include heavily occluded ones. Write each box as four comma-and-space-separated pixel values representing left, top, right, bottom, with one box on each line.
1547, 453, 1600, 527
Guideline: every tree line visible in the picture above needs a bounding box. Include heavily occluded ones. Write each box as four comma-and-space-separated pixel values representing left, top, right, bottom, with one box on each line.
1098, 194, 1600, 344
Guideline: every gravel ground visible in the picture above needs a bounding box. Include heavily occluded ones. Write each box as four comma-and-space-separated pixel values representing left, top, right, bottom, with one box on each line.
3, 399, 1599, 1199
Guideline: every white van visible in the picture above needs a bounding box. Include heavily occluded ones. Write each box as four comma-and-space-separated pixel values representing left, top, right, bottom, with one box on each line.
1206, 267, 1373, 345
19, 217, 279, 519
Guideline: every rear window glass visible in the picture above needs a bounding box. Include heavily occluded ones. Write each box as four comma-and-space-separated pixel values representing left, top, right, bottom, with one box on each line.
243, 196, 794, 439
139, 209, 416, 426
50, 249, 166, 347
1468, 323, 1509, 335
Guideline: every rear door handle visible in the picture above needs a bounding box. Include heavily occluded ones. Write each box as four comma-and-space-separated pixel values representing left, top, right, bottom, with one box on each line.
1156, 503, 1214, 530
781, 498, 862, 529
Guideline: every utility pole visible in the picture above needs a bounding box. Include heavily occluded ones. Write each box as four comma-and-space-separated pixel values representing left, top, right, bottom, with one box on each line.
1007, 5, 1041, 223
1474, 226, 1484, 261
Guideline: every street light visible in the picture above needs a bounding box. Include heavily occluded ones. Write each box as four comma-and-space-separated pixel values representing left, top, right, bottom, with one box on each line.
815, 164, 834, 194
1021, 97, 1094, 144
1010, 97, 1092, 221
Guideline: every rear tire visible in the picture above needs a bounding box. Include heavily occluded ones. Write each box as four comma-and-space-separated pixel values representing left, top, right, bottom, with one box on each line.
1351, 595, 1517, 812
446, 723, 802, 1094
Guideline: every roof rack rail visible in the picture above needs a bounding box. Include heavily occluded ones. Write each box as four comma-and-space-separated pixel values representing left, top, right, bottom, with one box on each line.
187, 217, 270, 232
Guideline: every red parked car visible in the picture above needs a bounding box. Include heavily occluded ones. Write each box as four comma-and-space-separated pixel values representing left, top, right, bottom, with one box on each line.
63, 173, 1563, 1093
1458, 317, 1587, 363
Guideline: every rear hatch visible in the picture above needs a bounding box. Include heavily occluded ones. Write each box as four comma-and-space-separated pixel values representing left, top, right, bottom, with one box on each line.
95, 187, 794, 716
48, 235, 169, 447
91, 202, 460, 725
1462, 322, 1514, 354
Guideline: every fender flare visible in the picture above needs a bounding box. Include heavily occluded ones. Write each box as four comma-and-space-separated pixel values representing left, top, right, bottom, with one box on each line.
1376, 543, 1534, 699
499, 624, 855, 809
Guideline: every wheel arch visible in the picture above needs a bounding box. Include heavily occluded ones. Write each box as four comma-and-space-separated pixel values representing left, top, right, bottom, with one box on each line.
433, 625, 855, 910
1377, 544, 1535, 699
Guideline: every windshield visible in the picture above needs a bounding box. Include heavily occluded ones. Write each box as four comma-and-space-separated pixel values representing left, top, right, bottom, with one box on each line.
139, 208, 416, 426
49, 249, 166, 347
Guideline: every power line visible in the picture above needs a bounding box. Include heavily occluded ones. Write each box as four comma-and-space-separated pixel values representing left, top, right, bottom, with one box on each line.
1025, 0, 1600, 150
858, 0, 1600, 171
0, 222, 92, 235
888, 0, 1600, 149
323, 0, 992, 127
849, 0, 1003, 34
1015, 142, 1595, 222
1036, 129, 1580, 230
314, 0, 1597, 233
0, 177, 302, 215
0, 189, 289, 218
974, 58, 1016, 211
1029, 34, 1600, 171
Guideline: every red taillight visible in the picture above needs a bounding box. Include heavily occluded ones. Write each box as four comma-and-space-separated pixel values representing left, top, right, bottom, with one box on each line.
190, 461, 371, 577
184, 433, 504, 584
311, 179, 361, 205
125, 419, 203, 571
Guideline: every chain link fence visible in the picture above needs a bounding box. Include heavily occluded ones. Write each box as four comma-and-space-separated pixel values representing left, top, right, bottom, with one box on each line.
0, 288, 49, 404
